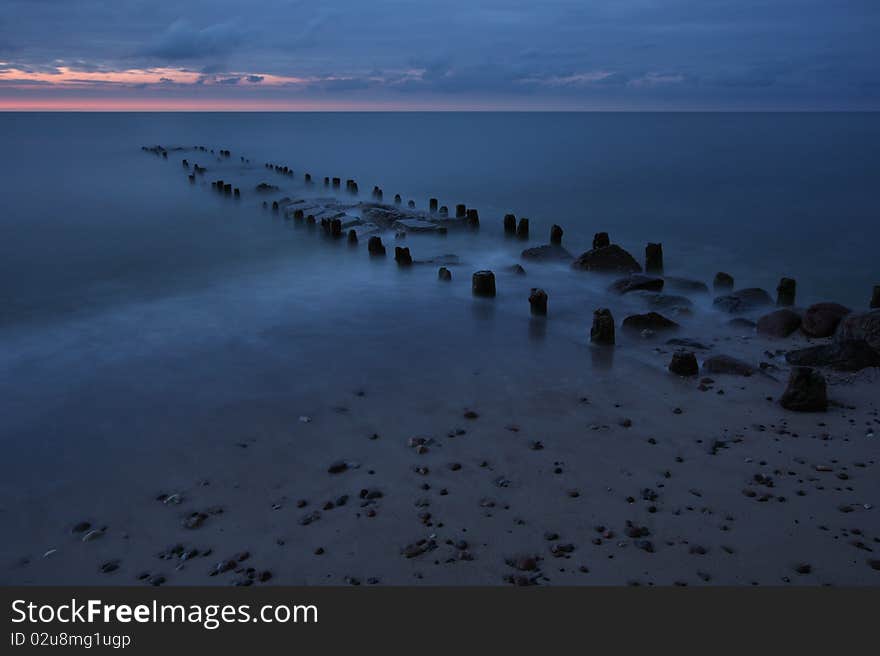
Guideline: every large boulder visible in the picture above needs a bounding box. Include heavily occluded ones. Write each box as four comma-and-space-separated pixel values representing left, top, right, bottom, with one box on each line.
521, 244, 573, 262
786, 341, 880, 372
572, 245, 642, 273
664, 277, 709, 294
835, 309, 880, 352
713, 288, 773, 314
621, 312, 679, 333
757, 309, 802, 338
609, 275, 664, 295
703, 354, 757, 377
801, 302, 851, 338
780, 367, 827, 412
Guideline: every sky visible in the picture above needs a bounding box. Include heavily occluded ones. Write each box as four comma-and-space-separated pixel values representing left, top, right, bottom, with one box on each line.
0, 0, 878, 110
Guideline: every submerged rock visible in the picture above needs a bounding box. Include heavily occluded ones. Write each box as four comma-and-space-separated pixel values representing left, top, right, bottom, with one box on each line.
801, 302, 851, 338
757, 309, 802, 338
669, 350, 699, 376
664, 277, 709, 294
521, 244, 573, 262
621, 312, 679, 333
438, 267, 452, 281
572, 245, 642, 273
702, 354, 757, 377
508, 264, 526, 275
786, 341, 880, 372
472, 271, 496, 297
780, 367, 827, 412
591, 308, 615, 345
529, 288, 548, 316
713, 288, 773, 314
610, 275, 664, 295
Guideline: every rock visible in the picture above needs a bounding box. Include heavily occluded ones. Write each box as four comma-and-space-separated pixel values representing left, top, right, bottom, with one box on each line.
713, 272, 734, 292
438, 267, 452, 282
835, 309, 880, 352
256, 182, 278, 192
702, 355, 756, 376
516, 218, 529, 239
550, 224, 563, 246
504, 214, 517, 234
572, 245, 642, 273
590, 308, 615, 345
664, 277, 709, 294
780, 367, 827, 412
757, 309, 802, 338
472, 271, 496, 297
367, 236, 386, 256
786, 341, 880, 372
610, 275, 664, 295
669, 350, 699, 376
593, 232, 610, 249
802, 302, 851, 338
728, 317, 757, 330
777, 277, 796, 306
645, 243, 663, 274
667, 338, 709, 350
328, 460, 349, 474
621, 312, 679, 333
633, 292, 693, 311
713, 288, 773, 314
508, 264, 526, 275
872, 286, 880, 309
395, 247, 413, 266
521, 244, 573, 262
529, 288, 548, 316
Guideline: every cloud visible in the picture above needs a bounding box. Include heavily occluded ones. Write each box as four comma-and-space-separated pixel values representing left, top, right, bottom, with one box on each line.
140, 20, 248, 62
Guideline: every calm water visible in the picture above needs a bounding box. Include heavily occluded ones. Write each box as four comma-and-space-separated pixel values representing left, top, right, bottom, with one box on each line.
1, 112, 878, 488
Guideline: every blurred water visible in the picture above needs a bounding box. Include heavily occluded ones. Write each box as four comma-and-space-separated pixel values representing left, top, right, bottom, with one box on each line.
0, 112, 878, 488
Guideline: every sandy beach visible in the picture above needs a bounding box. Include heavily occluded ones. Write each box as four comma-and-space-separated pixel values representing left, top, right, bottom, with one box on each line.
1, 144, 878, 587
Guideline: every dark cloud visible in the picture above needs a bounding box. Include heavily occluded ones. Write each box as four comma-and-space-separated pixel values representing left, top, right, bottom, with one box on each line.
140, 20, 247, 61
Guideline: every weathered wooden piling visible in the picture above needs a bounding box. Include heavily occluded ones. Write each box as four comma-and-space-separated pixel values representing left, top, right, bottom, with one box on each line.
593, 232, 610, 249
233, 188, 240, 198
872, 285, 880, 309
223, 183, 232, 195
348, 229, 358, 244
504, 214, 517, 234
714, 272, 734, 292
293, 209, 304, 221
272, 201, 279, 212
429, 198, 438, 214
456, 204, 467, 219
368, 236, 386, 256
188, 174, 195, 183
439, 205, 448, 217
332, 177, 341, 188
304, 173, 312, 183
777, 277, 796, 306
408, 200, 416, 209
330, 218, 343, 238
550, 224, 563, 246
466, 209, 480, 228
438, 267, 452, 281
395, 246, 413, 266
306, 214, 316, 225
472, 270, 496, 297
394, 194, 402, 205
590, 308, 615, 345
324, 177, 330, 186
516, 218, 530, 239
529, 288, 548, 316
669, 350, 698, 376
182, 159, 189, 168
645, 243, 663, 274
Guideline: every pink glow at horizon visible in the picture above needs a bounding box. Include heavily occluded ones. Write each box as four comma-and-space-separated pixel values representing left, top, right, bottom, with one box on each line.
0, 65, 310, 88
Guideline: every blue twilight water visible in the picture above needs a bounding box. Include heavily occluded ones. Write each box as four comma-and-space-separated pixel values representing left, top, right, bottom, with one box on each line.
0, 112, 878, 489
